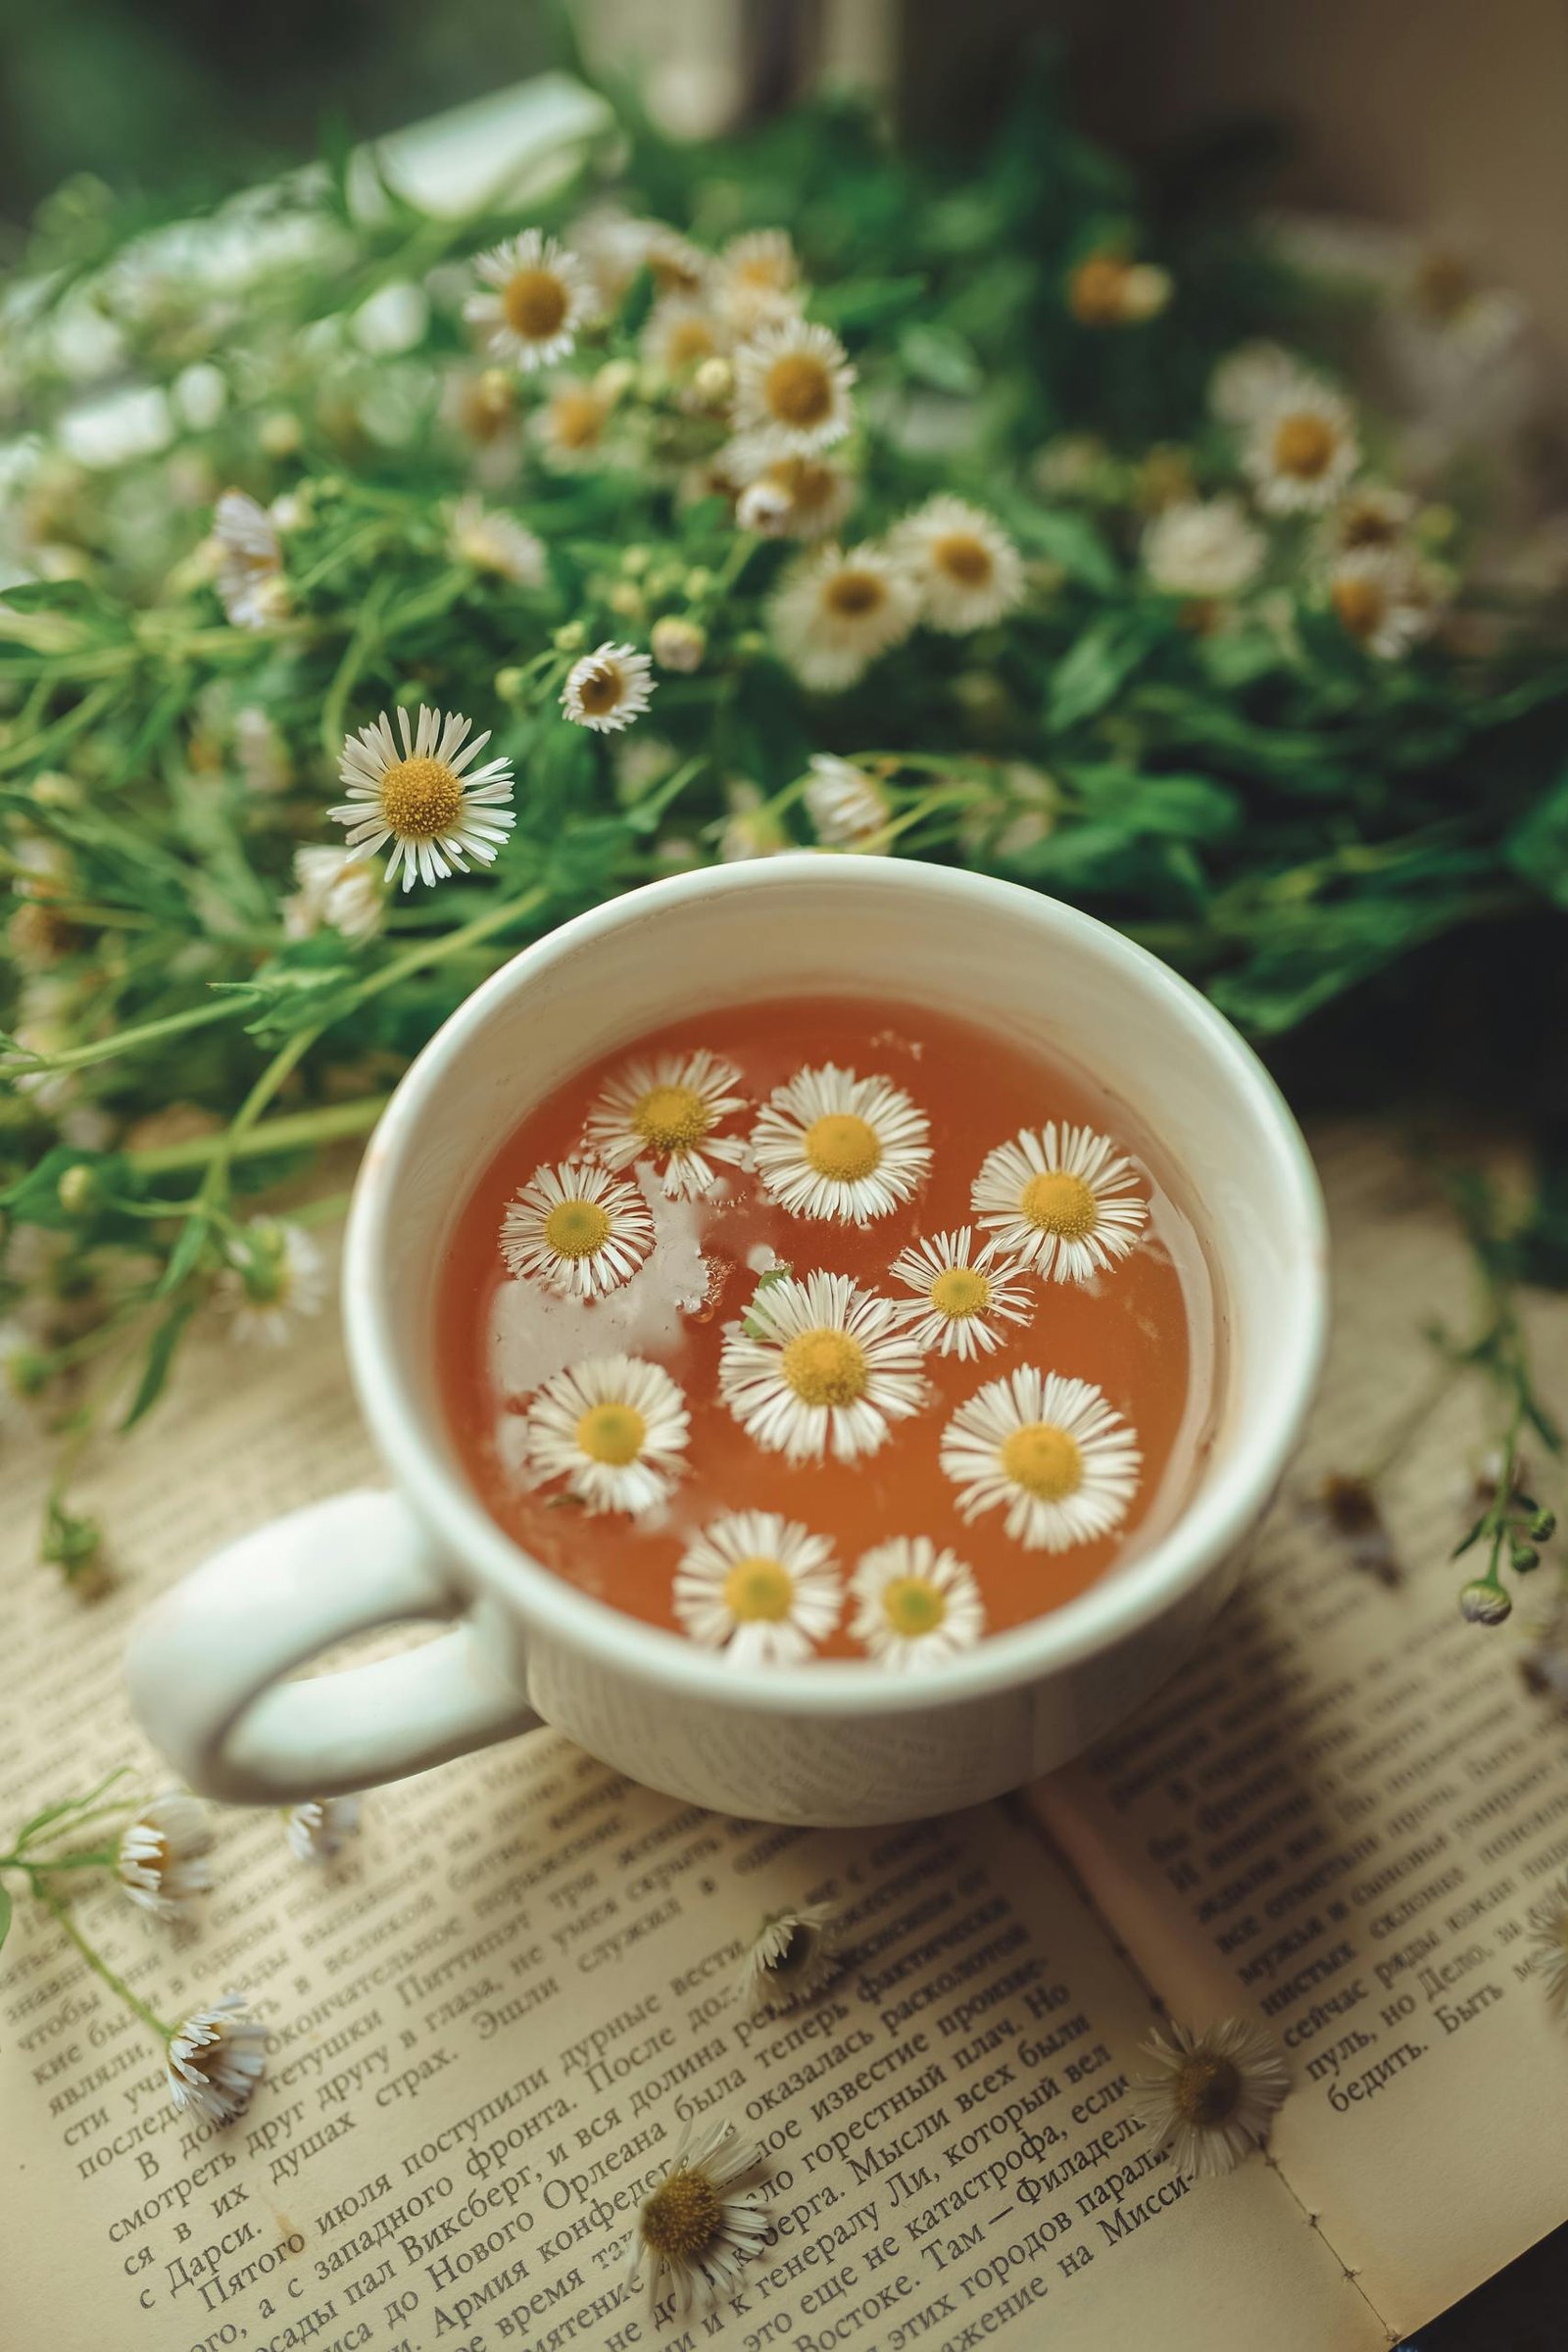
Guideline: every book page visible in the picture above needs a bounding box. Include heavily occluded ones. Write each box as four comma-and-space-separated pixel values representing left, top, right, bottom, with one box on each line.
1037, 1126, 1568, 2342
0, 1297, 1379, 2350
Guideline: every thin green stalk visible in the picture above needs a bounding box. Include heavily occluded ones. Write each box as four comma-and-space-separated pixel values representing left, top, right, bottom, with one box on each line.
7, 997, 238, 1076
38, 1890, 175, 2043
124, 1093, 390, 1176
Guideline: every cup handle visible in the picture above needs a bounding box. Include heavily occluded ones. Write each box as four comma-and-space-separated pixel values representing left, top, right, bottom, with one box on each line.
125, 1489, 542, 1804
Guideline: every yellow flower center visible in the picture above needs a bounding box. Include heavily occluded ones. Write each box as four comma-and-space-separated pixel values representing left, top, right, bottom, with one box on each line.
781, 1327, 868, 1408
803, 1112, 881, 1182
503, 268, 569, 341
822, 569, 885, 620
1331, 575, 1387, 639
764, 352, 834, 428
640, 2168, 723, 2264
377, 757, 465, 842
932, 532, 994, 588
881, 1576, 947, 1637
574, 662, 622, 717
929, 1265, 991, 1320
1001, 1422, 1083, 1501
1173, 2053, 1243, 2128
1338, 501, 1398, 551
543, 1198, 613, 1258
663, 316, 717, 369
1019, 1169, 1098, 1240
575, 1401, 647, 1466
1272, 413, 1337, 481
633, 1082, 711, 1152
770, 457, 834, 514
721, 1557, 796, 1623
1068, 255, 1132, 324
552, 389, 605, 450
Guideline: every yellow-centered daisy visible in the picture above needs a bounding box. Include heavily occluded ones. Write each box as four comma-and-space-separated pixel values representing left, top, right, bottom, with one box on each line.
888, 496, 1025, 634
731, 318, 856, 462
1244, 375, 1360, 514
734, 452, 857, 541
522, 1353, 689, 1515
850, 1536, 987, 1669
970, 1121, 1147, 1284
624, 2117, 770, 2318
642, 297, 727, 379
583, 1050, 749, 1200
532, 377, 613, 470
713, 228, 804, 333
718, 1270, 926, 1465
500, 1160, 656, 1298
561, 641, 656, 733
940, 1366, 1141, 1551
673, 1510, 842, 1667
887, 1227, 1033, 1361
1131, 2017, 1291, 2181
768, 540, 918, 691
1328, 547, 1442, 661
466, 229, 597, 371
751, 1063, 931, 1223
329, 704, 516, 892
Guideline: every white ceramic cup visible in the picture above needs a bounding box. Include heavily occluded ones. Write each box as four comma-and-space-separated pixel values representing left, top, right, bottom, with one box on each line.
127, 856, 1327, 1825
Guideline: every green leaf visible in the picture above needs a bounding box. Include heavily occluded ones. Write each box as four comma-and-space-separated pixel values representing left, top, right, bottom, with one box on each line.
0, 1884, 10, 1950
897, 321, 984, 396
120, 1298, 199, 1431
1012, 507, 1120, 595
1047, 617, 1157, 734
1504, 765, 1568, 908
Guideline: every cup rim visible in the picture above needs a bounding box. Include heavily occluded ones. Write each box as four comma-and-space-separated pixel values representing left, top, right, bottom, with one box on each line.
345, 856, 1328, 1718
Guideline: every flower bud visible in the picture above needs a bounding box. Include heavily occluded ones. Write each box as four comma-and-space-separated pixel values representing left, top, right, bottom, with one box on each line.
553, 620, 588, 654
1531, 1509, 1556, 1543
691, 355, 733, 407
29, 770, 79, 809
608, 581, 645, 619
651, 615, 707, 673
620, 545, 652, 577
259, 410, 302, 458
57, 1163, 98, 1216
595, 359, 636, 406
683, 567, 713, 601
494, 666, 527, 702
1510, 1543, 1541, 1573
1459, 1579, 1512, 1626
736, 477, 793, 536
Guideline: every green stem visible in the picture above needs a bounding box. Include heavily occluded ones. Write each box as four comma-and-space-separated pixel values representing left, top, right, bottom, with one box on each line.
38, 1890, 175, 2043
7, 997, 238, 1077
124, 1094, 390, 1176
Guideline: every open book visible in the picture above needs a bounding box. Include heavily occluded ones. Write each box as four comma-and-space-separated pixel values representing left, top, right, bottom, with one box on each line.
4, 1126, 1566, 2352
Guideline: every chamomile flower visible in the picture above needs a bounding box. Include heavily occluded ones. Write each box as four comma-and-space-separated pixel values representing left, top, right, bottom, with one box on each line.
971, 1122, 1148, 1284
642, 297, 727, 378
888, 496, 1025, 634
286, 1796, 361, 1863
731, 318, 855, 462
609, 217, 710, 301
737, 1903, 840, 2014
1142, 498, 1265, 600
887, 1228, 1032, 1361
219, 1221, 325, 1348
1067, 252, 1172, 325
713, 228, 803, 332
734, 453, 856, 541
1131, 2017, 1291, 2180
718, 1271, 926, 1466
501, 1161, 656, 1298
850, 1537, 987, 1669
673, 1510, 842, 1667
466, 229, 596, 371
751, 1064, 931, 1223
522, 1354, 689, 1514
561, 641, 656, 733
166, 1995, 268, 2125
1527, 1877, 1568, 2016
940, 1366, 1142, 1551
803, 754, 890, 850
1328, 547, 1443, 660
329, 703, 516, 891
1244, 377, 1361, 514
768, 541, 919, 691
213, 489, 286, 628
1315, 482, 1417, 561
1207, 340, 1300, 426
532, 376, 613, 470
624, 2117, 770, 2319
446, 495, 546, 586
116, 1793, 214, 1919
583, 1050, 748, 1200
283, 845, 383, 944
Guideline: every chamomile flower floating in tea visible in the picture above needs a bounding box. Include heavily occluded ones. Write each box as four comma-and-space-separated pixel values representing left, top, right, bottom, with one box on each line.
731, 318, 856, 463
330, 704, 516, 891
523, 1354, 690, 1515
768, 541, 920, 692
718, 1270, 926, 1465
583, 1050, 749, 1200
888, 496, 1025, 635
941, 1366, 1141, 1551
1131, 2017, 1291, 2180
116, 1792, 214, 1919
673, 1510, 842, 1667
500, 1160, 656, 1298
738, 1903, 840, 2014
625, 2117, 771, 2318
850, 1537, 987, 1669
972, 1121, 1148, 1284
888, 1227, 1033, 1361
465, 229, 597, 371
560, 641, 656, 733
751, 1064, 931, 1223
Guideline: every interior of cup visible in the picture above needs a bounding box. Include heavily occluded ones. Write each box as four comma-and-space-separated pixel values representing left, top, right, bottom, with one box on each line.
347, 856, 1326, 1683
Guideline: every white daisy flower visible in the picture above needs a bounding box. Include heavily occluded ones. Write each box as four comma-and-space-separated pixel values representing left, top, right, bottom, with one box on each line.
888, 496, 1025, 634
1528, 1876, 1568, 2016
713, 228, 804, 333
1142, 498, 1264, 600
887, 1227, 1032, 1361
1208, 340, 1300, 426
717, 778, 789, 862
561, 641, 656, 733
582, 1050, 748, 1200
501, 1160, 656, 1298
232, 705, 291, 796
673, 1509, 842, 1667
166, 1994, 268, 2125
624, 2117, 770, 2319
850, 1536, 987, 1669
329, 703, 515, 892
1314, 482, 1417, 562
212, 490, 287, 629
971, 1121, 1148, 1284
590, 216, 710, 304
1328, 546, 1444, 660
718, 1270, 926, 1466
447, 495, 546, 586
737, 1902, 839, 2014
522, 1353, 689, 1514
731, 318, 855, 462
1067, 252, 1172, 325
940, 1366, 1142, 1551
803, 754, 890, 851
465, 229, 597, 371
1131, 2017, 1291, 2180
641, 297, 727, 378
734, 452, 857, 541
116, 1792, 214, 1919
219, 1221, 325, 1348
769, 541, 919, 692
751, 1063, 931, 1223
286, 1796, 361, 1862
283, 845, 383, 944
532, 376, 613, 470
1244, 377, 1361, 514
